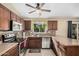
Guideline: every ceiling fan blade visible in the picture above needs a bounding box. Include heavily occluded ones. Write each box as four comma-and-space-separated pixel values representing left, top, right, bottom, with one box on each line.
40, 9, 51, 12
28, 10, 36, 14
40, 3, 45, 7
25, 4, 36, 9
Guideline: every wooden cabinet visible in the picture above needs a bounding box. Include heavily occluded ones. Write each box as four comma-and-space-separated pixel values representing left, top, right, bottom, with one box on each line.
48, 21, 57, 30
0, 4, 10, 30
0, 4, 25, 31
64, 46, 79, 56
28, 37, 42, 48
2, 45, 19, 56
11, 12, 22, 23
11, 12, 17, 21
16, 16, 21, 23
55, 41, 79, 56
25, 20, 31, 30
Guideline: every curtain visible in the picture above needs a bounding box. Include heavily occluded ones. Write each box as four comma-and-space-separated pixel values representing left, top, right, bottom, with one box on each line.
67, 21, 72, 38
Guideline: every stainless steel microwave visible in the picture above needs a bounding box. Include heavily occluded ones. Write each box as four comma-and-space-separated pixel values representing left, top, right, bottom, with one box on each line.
10, 20, 22, 31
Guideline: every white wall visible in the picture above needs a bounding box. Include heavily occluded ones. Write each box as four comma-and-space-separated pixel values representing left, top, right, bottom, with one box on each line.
56, 20, 68, 37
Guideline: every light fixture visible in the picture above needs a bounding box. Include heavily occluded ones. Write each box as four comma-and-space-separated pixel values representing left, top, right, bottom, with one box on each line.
36, 10, 42, 16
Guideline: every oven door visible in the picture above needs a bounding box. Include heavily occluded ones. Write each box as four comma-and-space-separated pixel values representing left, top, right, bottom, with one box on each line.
3, 37, 16, 43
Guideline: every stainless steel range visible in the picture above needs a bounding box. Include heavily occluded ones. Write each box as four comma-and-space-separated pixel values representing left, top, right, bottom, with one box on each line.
2, 33, 17, 43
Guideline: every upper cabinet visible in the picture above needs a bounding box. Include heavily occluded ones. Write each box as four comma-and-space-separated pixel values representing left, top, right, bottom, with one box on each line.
0, 4, 25, 31
25, 20, 31, 30
11, 12, 17, 21
0, 4, 10, 30
48, 21, 57, 30
16, 16, 21, 23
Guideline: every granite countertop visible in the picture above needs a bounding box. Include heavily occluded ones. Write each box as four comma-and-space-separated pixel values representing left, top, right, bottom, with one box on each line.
53, 36, 79, 46
0, 42, 18, 56
25, 33, 79, 46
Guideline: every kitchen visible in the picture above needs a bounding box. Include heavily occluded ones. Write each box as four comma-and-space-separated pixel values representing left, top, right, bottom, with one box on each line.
0, 3, 79, 56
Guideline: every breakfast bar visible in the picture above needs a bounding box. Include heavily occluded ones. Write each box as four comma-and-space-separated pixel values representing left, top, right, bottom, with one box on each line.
25, 33, 79, 56
53, 36, 79, 56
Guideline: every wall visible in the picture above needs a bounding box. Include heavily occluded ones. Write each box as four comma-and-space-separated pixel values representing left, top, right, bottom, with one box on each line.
30, 18, 68, 38
56, 20, 68, 37
31, 18, 68, 38
55, 19, 79, 38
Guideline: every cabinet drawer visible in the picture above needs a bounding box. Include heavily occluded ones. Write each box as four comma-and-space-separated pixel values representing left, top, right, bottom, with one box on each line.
2, 45, 19, 56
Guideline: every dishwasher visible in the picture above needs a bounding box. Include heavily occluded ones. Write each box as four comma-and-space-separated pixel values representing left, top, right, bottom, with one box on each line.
42, 37, 50, 48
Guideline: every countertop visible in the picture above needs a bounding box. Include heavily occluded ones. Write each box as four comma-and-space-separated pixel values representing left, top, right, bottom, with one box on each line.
0, 35, 79, 55
53, 36, 79, 46
25, 33, 79, 46
0, 41, 18, 56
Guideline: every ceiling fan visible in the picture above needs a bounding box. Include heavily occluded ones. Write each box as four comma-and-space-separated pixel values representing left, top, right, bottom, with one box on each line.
25, 3, 51, 14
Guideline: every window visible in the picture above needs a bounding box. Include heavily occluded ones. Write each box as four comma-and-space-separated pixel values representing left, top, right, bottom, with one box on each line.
33, 22, 46, 32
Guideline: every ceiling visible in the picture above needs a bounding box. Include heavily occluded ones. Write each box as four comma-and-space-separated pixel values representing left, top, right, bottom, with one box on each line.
2, 3, 79, 19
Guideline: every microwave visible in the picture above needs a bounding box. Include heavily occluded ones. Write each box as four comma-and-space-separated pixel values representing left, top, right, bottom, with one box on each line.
10, 20, 22, 31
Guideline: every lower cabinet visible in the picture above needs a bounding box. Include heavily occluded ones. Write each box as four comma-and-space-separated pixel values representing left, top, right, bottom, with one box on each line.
56, 41, 79, 56
27, 37, 51, 49
64, 46, 79, 56
51, 38, 59, 56
28, 37, 42, 48
2, 45, 19, 56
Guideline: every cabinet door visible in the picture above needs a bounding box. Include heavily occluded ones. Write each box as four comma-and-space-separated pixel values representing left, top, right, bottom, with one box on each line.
11, 12, 17, 21
65, 46, 79, 56
0, 6, 4, 29
16, 16, 21, 23
48, 21, 57, 30
2, 45, 19, 56
3, 8, 10, 30
0, 5, 10, 30
28, 37, 42, 48
25, 21, 31, 30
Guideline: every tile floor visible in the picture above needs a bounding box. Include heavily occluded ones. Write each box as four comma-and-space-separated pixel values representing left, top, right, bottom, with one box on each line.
23, 49, 56, 56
